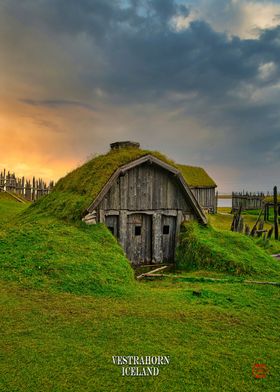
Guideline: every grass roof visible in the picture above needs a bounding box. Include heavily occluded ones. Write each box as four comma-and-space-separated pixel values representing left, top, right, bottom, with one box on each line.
29, 147, 216, 221
177, 164, 216, 188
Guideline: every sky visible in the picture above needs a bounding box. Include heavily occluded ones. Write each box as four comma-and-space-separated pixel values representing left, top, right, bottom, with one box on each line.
1, 0, 280, 192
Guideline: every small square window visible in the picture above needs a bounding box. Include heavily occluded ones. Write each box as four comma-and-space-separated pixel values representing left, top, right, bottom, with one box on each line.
135, 226, 141, 236
163, 225, 170, 235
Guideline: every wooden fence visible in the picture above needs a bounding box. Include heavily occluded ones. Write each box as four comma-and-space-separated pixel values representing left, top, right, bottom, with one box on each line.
232, 191, 280, 211
0, 169, 54, 201
232, 192, 266, 210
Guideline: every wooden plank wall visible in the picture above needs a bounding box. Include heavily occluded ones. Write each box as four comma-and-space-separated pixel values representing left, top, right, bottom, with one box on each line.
190, 187, 216, 213
98, 163, 193, 212
95, 162, 204, 264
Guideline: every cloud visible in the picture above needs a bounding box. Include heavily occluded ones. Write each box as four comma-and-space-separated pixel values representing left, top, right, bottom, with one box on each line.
1, 0, 280, 191
2, 0, 280, 102
258, 61, 277, 81
20, 99, 96, 111
185, 0, 280, 39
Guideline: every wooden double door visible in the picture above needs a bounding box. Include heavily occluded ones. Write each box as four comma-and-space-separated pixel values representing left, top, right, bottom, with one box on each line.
105, 213, 177, 264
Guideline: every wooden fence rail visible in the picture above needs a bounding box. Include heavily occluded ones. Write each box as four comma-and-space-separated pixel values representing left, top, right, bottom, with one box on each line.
232, 191, 280, 211
0, 169, 54, 201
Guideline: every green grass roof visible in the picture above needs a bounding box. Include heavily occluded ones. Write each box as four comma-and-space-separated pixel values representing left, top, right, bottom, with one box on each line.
177, 164, 216, 188
30, 147, 216, 221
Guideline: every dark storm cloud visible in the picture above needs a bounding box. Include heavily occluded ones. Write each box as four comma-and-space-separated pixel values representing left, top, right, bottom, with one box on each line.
3, 0, 280, 100
2, 0, 187, 37
1, 0, 280, 189
102, 22, 280, 102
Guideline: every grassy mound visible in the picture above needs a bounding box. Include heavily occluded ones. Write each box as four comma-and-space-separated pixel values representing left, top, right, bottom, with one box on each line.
0, 190, 28, 203
0, 194, 27, 221
0, 191, 16, 201
27, 147, 215, 221
176, 221, 280, 279
0, 200, 135, 296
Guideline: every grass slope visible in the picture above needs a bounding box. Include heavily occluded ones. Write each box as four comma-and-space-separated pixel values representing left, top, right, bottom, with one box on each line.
211, 211, 280, 255
0, 195, 27, 221
0, 191, 18, 201
0, 200, 134, 296
0, 190, 28, 203
28, 147, 215, 221
176, 221, 280, 280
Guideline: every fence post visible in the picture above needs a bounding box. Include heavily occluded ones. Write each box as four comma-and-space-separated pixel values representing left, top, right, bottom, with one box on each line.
274, 186, 279, 240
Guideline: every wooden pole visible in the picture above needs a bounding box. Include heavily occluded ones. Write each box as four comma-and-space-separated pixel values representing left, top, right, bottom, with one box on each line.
137, 265, 169, 280
267, 203, 270, 221
274, 186, 278, 240
250, 207, 264, 237
215, 191, 218, 214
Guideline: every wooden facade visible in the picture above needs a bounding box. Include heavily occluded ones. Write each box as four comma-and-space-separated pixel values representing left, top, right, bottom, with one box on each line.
83, 154, 207, 265
190, 187, 217, 213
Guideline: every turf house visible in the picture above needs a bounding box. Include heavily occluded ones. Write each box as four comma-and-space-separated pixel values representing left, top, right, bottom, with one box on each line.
80, 141, 217, 265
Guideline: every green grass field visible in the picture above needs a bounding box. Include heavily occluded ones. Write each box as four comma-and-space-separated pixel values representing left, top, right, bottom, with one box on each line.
0, 192, 29, 220
212, 209, 280, 255
0, 199, 280, 391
